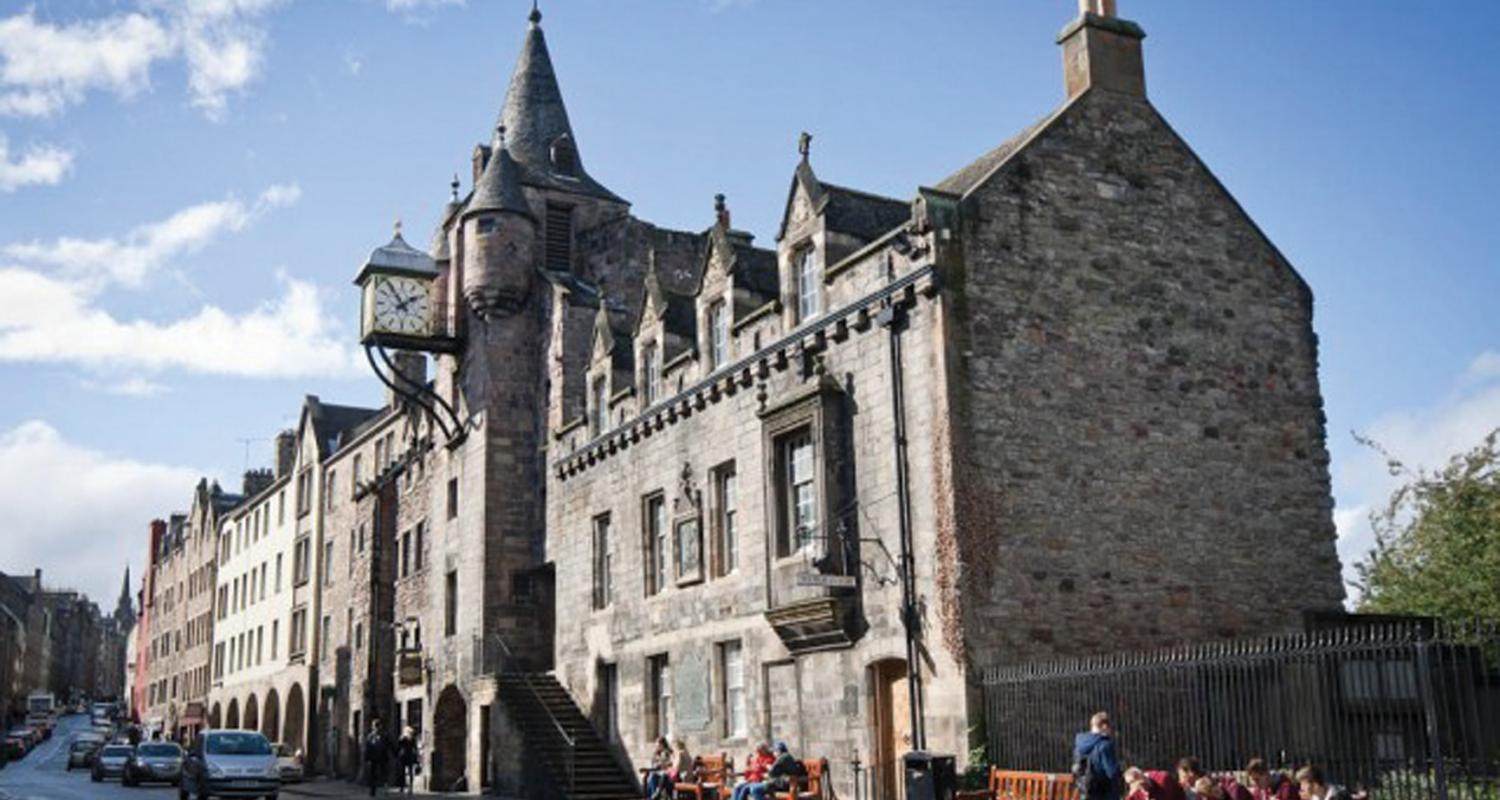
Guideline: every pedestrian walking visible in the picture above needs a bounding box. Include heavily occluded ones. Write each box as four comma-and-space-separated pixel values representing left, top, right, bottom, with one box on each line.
363, 718, 392, 797
1072, 712, 1123, 800
397, 726, 420, 794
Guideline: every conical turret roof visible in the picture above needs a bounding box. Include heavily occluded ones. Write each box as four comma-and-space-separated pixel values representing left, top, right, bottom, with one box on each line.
496, 6, 623, 203
467, 128, 534, 219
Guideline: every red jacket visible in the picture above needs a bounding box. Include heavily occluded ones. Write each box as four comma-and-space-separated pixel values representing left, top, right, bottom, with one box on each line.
1250, 776, 1298, 800
1148, 772, 1186, 800
743, 753, 774, 783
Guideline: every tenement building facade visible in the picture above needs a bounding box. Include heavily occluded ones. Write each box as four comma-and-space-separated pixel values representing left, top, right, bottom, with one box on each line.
355, 2, 1344, 796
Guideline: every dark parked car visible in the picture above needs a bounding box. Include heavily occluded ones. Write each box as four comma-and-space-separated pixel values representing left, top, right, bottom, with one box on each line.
1, 735, 23, 761
67, 738, 102, 769
179, 730, 280, 800
91, 743, 134, 782
125, 741, 183, 786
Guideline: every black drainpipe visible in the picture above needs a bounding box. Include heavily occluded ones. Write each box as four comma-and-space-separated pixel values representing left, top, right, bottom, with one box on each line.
877, 296, 926, 753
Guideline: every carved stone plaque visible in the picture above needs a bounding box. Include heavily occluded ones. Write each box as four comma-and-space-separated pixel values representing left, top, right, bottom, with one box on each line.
674, 648, 712, 732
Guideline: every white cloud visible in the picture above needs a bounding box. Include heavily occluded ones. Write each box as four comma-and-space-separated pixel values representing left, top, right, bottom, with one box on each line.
1333, 350, 1500, 603
0, 10, 172, 117
0, 268, 359, 379
0, 420, 202, 605
0, 132, 72, 191
79, 376, 171, 397
2, 183, 300, 288
385, 0, 465, 11
0, 2, 282, 121
0, 182, 358, 379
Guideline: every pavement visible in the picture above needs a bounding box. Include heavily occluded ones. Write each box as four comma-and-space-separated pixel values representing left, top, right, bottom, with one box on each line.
281, 776, 443, 798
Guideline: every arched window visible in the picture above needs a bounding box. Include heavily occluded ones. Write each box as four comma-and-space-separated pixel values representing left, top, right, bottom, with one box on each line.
550, 135, 578, 177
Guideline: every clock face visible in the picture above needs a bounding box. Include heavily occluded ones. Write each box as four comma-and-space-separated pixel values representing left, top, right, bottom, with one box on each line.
371, 275, 432, 336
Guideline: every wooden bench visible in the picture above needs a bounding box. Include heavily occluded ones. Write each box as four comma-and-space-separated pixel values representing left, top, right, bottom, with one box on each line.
677, 753, 733, 800
773, 759, 829, 800
957, 769, 1076, 800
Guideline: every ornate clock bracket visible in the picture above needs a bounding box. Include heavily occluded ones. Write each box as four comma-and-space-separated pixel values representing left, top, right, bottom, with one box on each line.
364, 342, 468, 447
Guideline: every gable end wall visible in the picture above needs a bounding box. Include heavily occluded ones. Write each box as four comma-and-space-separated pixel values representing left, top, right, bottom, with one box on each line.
945, 88, 1345, 668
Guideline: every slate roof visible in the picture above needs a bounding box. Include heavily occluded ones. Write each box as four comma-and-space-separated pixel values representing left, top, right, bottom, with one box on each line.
307, 397, 381, 458
496, 8, 622, 203
356, 229, 437, 284
933, 108, 1062, 196
821, 183, 910, 241
468, 136, 533, 219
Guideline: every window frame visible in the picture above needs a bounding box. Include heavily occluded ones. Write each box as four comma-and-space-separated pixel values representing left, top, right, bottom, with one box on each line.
793, 243, 820, 323
712, 461, 738, 578
707, 299, 729, 370
642, 492, 668, 596
591, 513, 612, 610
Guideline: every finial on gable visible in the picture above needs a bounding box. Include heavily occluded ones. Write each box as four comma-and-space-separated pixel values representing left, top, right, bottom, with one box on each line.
1078, 0, 1116, 16
797, 131, 812, 161
496, 123, 507, 150
394, 218, 403, 237
714, 193, 730, 230
451, 173, 460, 202
529, 1, 541, 27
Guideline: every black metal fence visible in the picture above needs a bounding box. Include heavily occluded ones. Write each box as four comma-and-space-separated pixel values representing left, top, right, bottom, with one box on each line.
981, 621, 1500, 800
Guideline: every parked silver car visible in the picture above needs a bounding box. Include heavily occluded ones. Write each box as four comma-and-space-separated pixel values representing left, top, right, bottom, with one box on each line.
125, 741, 183, 786
179, 729, 280, 800
272, 743, 304, 783
91, 744, 134, 782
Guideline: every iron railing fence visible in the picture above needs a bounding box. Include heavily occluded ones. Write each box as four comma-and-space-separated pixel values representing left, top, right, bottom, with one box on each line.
982, 621, 1500, 800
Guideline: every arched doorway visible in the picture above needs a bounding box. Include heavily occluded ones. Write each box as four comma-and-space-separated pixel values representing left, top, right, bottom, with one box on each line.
225, 698, 241, 730
284, 683, 306, 754
867, 658, 911, 800
208, 703, 221, 729
432, 685, 467, 792
244, 693, 259, 732
263, 689, 281, 743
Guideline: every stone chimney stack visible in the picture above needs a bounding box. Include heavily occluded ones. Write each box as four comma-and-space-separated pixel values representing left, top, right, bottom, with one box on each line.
1058, 0, 1146, 100
386, 351, 428, 409
242, 468, 274, 498
274, 430, 297, 478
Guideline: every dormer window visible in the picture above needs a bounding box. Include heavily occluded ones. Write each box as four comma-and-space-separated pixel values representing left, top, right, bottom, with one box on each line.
794, 245, 820, 323
550, 135, 578, 178
642, 343, 661, 406
590, 376, 608, 438
707, 300, 729, 370
476, 217, 497, 235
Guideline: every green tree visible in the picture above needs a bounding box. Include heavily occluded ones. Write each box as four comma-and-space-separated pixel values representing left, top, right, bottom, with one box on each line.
1354, 428, 1500, 628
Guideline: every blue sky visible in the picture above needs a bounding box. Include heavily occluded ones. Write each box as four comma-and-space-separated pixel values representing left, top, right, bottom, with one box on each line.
0, 0, 1496, 605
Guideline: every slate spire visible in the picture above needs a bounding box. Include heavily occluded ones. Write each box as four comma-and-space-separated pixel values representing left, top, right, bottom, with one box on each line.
495, 4, 622, 202
467, 125, 534, 219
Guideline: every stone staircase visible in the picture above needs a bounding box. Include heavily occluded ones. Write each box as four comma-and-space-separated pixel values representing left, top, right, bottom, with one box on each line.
497, 672, 638, 800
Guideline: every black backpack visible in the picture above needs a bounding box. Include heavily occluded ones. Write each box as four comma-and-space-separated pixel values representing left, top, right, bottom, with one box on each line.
1072, 744, 1111, 798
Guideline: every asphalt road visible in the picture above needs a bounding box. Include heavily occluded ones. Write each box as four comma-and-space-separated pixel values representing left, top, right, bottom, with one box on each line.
0, 713, 177, 800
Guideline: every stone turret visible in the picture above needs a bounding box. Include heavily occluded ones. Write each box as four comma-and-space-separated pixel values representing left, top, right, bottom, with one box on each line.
462, 126, 537, 317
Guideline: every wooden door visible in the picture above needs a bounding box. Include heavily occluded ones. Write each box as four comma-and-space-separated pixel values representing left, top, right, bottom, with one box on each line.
871, 659, 912, 800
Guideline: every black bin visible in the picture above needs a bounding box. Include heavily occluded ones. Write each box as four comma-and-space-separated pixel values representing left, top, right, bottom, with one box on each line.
904, 751, 957, 800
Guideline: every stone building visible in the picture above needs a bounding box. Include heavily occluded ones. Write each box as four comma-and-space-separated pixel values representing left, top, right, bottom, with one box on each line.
351, 2, 1345, 795
206, 399, 379, 761
312, 357, 433, 780
140, 481, 241, 739
0, 571, 46, 724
